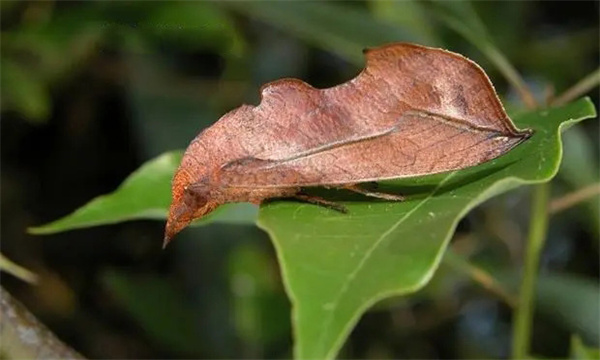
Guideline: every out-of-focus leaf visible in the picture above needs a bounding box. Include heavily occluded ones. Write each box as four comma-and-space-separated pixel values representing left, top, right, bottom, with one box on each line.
228, 244, 291, 349
257, 98, 596, 359
123, 55, 225, 157
470, 2, 532, 56
558, 126, 600, 237
0, 59, 51, 122
368, 0, 441, 46
560, 126, 599, 187
0, 0, 19, 13
222, 1, 427, 66
1, 3, 108, 123
424, 0, 537, 108
571, 334, 600, 360
501, 271, 600, 348
424, 0, 491, 53
535, 274, 600, 346
28, 152, 258, 235
524, 28, 599, 90
102, 270, 202, 355
144, 2, 245, 56
2, 8, 107, 82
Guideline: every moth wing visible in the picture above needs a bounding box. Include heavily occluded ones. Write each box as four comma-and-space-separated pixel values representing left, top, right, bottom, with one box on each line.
215, 43, 531, 188
220, 43, 529, 165
219, 111, 529, 188
237, 78, 398, 162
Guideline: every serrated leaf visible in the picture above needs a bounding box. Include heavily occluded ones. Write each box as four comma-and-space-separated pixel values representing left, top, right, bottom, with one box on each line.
257, 98, 596, 359
28, 151, 258, 235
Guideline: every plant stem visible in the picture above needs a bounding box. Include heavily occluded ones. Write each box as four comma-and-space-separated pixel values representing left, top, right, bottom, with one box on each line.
444, 249, 517, 307
427, 1, 538, 109
483, 45, 538, 109
552, 67, 600, 106
511, 183, 551, 359
0, 253, 38, 284
0, 286, 85, 359
550, 182, 600, 215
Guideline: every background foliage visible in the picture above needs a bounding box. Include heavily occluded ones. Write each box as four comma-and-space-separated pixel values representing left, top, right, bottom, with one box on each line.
1, 1, 598, 359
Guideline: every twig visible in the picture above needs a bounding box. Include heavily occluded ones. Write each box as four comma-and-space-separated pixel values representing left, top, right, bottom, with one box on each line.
549, 183, 600, 215
0, 253, 39, 284
0, 287, 85, 359
444, 249, 518, 308
427, 1, 539, 109
483, 45, 538, 109
511, 183, 550, 359
552, 67, 600, 106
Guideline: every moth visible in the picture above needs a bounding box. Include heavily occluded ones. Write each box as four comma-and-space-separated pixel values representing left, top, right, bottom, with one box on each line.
163, 43, 532, 246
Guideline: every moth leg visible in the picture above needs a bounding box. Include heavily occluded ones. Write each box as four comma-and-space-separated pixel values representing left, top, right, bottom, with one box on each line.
294, 194, 348, 213
343, 184, 405, 201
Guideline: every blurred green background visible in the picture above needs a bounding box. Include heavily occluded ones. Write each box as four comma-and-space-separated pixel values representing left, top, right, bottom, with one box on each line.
1, 1, 598, 358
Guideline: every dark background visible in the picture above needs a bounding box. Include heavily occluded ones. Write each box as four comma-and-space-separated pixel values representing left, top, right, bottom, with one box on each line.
1, 1, 598, 358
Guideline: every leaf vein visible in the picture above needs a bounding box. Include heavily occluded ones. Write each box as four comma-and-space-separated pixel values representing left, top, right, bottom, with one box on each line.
316, 170, 458, 356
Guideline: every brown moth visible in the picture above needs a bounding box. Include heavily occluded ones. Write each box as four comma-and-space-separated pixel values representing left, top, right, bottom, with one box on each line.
163, 43, 532, 246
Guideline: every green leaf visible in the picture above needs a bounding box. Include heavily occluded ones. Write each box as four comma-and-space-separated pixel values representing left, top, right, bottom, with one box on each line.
426, 1, 491, 45
571, 334, 600, 360
368, 0, 441, 47
222, 1, 429, 66
0, 58, 51, 122
144, 2, 245, 57
2, 5, 108, 84
28, 151, 258, 235
257, 98, 596, 359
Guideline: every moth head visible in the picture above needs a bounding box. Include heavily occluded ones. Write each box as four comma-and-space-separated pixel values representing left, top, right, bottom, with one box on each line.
163, 172, 215, 248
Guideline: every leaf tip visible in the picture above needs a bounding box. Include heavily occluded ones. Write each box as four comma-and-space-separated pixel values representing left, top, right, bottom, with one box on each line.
26, 225, 50, 235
